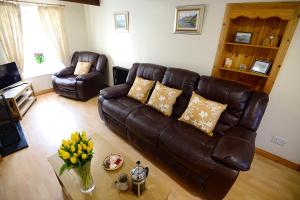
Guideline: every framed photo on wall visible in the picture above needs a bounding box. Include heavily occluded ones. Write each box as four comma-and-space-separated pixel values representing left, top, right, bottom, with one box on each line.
114, 12, 129, 32
174, 5, 205, 34
250, 60, 272, 74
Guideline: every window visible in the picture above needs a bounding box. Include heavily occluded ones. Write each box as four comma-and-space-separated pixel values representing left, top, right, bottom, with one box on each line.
20, 5, 64, 78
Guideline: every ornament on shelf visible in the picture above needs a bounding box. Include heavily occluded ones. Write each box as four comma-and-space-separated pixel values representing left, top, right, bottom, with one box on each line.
261, 31, 279, 47
239, 64, 247, 70
224, 58, 233, 68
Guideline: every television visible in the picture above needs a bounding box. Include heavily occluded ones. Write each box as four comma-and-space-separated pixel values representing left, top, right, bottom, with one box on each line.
0, 62, 22, 90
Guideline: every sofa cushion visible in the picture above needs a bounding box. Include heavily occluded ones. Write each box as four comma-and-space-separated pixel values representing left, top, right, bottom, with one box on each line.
179, 92, 227, 136
127, 77, 155, 104
159, 121, 219, 175
162, 68, 200, 118
126, 106, 173, 144
147, 82, 182, 117
54, 75, 77, 90
126, 63, 166, 85
102, 96, 144, 124
196, 76, 251, 135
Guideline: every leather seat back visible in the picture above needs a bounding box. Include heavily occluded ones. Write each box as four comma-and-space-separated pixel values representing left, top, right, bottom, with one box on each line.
70, 51, 107, 73
162, 68, 200, 118
196, 76, 251, 135
126, 63, 167, 85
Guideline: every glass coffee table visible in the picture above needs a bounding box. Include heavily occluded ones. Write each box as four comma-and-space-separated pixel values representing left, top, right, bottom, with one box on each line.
48, 133, 170, 200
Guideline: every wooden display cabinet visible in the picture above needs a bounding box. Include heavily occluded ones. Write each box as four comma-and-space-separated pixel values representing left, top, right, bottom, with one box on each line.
212, 2, 300, 94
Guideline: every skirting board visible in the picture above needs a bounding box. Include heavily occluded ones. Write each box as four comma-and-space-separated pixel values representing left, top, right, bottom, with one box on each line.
255, 148, 300, 172
35, 88, 54, 96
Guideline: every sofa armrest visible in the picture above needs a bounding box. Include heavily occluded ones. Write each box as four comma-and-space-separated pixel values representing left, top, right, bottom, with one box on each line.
76, 72, 100, 81
100, 84, 131, 99
212, 127, 256, 171
54, 67, 75, 77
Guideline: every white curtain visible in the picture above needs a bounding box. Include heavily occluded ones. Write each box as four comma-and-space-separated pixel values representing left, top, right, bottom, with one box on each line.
38, 5, 69, 65
0, 2, 24, 73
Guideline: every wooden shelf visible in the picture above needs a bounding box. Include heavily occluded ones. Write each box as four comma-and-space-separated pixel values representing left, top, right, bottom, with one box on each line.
20, 96, 36, 116
2, 82, 36, 120
226, 42, 280, 50
219, 67, 269, 78
17, 90, 33, 107
212, 3, 300, 94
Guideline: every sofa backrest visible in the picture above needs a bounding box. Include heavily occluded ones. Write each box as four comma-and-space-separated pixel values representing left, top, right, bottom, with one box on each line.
126, 63, 166, 85
162, 68, 200, 118
196, 76, 251, 135
71, 51, 107, 73
239, 92, 269, 131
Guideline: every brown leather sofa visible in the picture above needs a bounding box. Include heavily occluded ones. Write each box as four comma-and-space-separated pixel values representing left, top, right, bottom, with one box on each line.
98, 63, 269, 200
52, 51, 107, 101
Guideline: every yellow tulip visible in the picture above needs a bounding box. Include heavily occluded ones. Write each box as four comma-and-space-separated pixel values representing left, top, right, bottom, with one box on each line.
78, 144, 82, 150
70, 145, 76, 152
70, 157, 77, 164
62, 140, 69, 147
86, 147, 92, 152
58, 149, 65, 156
82, 132, 87, 141
88, 141, 93, 148
62, 152, 70, 160
82, 144, 87, 150
82, 154, 87, 159
77, 149, 82, 155
73, 153, 78, 157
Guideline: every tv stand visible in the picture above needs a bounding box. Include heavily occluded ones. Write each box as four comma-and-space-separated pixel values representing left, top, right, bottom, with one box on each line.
1, 81, 36, 120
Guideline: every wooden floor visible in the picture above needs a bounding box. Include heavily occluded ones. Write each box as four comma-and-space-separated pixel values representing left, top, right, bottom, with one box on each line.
0, 92, 299, 200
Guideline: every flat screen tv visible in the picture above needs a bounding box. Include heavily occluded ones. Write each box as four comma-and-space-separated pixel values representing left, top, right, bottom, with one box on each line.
0, 62, 22, 90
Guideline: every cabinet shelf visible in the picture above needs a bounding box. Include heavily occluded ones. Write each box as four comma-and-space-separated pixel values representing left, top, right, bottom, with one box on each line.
219, 67, 269, 78
226, 42, 280, 50
212, 2, 300, 94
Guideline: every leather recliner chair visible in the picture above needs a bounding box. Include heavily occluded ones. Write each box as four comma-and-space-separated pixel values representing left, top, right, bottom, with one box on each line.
52, 51, 107, 101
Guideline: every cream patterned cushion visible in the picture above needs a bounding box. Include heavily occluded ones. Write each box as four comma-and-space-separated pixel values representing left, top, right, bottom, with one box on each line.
127, 77, 155, 104
147, 82, 182, 117
74, 62, 92, 75
179, 92, 227, 136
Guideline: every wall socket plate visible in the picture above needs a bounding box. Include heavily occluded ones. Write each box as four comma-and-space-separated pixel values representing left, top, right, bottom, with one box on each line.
271, 136, 287, 147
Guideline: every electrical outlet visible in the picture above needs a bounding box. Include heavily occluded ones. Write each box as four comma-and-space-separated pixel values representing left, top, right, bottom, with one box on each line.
271, 136, 287, 147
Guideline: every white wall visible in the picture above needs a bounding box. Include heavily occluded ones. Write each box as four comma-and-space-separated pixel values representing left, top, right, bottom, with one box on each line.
84, 0, 300, 164
0, 0, 89, 93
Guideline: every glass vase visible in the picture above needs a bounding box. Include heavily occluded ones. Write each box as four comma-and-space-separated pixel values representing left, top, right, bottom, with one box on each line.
74, 160, 95, 193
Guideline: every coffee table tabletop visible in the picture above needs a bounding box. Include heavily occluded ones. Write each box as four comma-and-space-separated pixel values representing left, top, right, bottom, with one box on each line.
48, 133, 171, 200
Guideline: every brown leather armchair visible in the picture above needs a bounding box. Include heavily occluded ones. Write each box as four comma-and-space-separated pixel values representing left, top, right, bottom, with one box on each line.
52, 51, 107, 101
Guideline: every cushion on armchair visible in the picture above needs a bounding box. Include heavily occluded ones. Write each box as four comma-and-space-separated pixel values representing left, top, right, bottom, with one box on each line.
74, 62, 91, 75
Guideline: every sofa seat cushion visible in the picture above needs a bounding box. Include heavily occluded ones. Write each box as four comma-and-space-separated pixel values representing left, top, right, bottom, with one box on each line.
126, 106, 173, 143
54, 75, 77, 90
102, 96, 144, 124
159, 121, 219, 175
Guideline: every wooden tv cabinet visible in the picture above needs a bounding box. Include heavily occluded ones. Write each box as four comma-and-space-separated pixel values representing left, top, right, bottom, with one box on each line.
1, 81, 36, 120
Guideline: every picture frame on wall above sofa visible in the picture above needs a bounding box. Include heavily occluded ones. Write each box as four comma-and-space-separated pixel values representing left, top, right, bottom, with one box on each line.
250, 60, 272, 74
114, 12, 129, 32
174, 5, 205, 34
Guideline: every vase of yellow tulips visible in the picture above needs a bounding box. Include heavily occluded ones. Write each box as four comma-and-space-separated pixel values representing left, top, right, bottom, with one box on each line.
58, 131, 95, 193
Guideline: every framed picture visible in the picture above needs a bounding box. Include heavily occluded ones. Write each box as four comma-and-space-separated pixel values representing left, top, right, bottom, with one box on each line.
114, 12, 129, 32
234, 32, 252, 44
174, 5, 205, 34
250, 60, 272, 74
